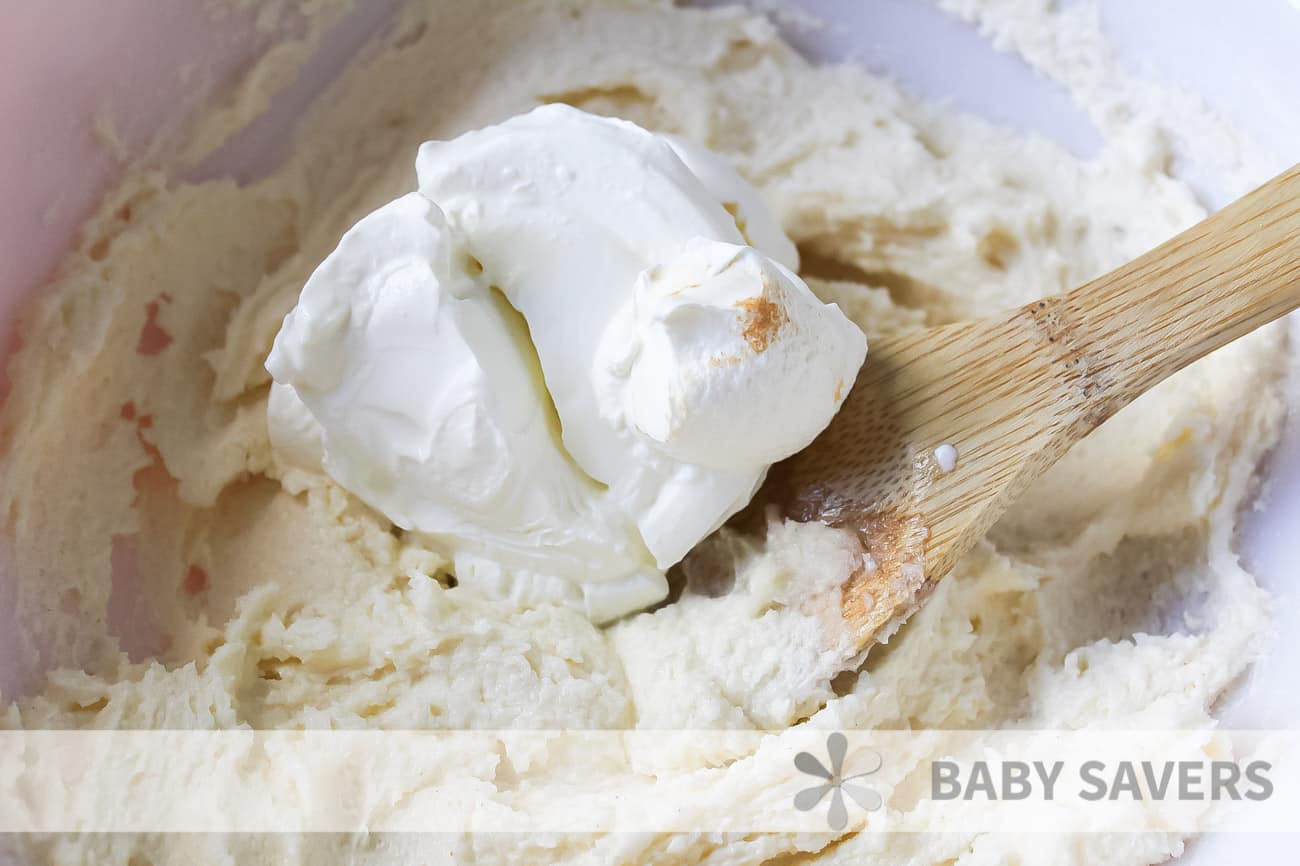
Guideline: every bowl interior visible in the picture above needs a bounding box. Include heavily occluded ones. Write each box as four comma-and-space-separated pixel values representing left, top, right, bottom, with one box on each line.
1, 2, 1297, 857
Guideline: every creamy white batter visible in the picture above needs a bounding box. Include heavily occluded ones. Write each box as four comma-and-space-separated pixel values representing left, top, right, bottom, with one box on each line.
0, 1, 1287, 864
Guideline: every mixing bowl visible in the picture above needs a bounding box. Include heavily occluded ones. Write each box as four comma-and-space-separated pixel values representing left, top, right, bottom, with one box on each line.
1, 1, 1297, 860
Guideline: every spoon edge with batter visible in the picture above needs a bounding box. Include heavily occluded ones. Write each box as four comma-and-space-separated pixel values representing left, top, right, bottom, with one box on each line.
763, 163, 1300, 652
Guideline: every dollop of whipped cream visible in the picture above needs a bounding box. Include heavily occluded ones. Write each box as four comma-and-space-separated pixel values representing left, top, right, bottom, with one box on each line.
267, 105, 866, 622
596, 238, 863, 472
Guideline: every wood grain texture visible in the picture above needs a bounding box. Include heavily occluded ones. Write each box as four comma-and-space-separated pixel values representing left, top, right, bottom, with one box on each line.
765, 162, 1300, 651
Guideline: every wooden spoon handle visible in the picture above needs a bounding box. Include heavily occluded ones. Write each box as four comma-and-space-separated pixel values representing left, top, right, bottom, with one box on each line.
1058, 162, 1300, 417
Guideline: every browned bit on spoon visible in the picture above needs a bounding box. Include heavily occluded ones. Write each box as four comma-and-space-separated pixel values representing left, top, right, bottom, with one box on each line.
766, 163, 1300, 652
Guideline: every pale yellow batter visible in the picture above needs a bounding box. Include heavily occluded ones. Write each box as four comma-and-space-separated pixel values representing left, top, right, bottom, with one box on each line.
0, 1, 1287, 864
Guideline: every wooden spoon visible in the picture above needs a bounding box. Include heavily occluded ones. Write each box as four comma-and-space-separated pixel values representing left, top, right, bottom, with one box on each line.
765, 163, 1300, 652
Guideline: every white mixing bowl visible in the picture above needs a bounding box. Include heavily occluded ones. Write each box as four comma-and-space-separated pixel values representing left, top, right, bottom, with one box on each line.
1, 1, 1297, 860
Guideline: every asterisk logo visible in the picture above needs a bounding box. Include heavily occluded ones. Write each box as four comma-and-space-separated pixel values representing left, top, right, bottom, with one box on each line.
794, 732, 883, 830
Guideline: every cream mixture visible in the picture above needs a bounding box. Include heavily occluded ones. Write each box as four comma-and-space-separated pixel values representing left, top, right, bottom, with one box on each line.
0, 1, 1289, 864
265, 104, 866, 622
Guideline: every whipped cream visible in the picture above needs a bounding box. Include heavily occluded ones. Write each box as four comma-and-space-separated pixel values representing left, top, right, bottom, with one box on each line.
596, 237, 865, 472
267, 105, 866, 621
267, 379, 324, 472
265, 192, 662, 622
660, 134, 800, 273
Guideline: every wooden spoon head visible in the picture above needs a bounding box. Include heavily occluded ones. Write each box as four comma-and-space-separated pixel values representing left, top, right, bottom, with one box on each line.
760, 329, 958, 649
760, 304, 1095, 652
757, 163, 1300, 654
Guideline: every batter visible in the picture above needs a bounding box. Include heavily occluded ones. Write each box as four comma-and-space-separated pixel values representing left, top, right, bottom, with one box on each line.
0, 1, 1287, 863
